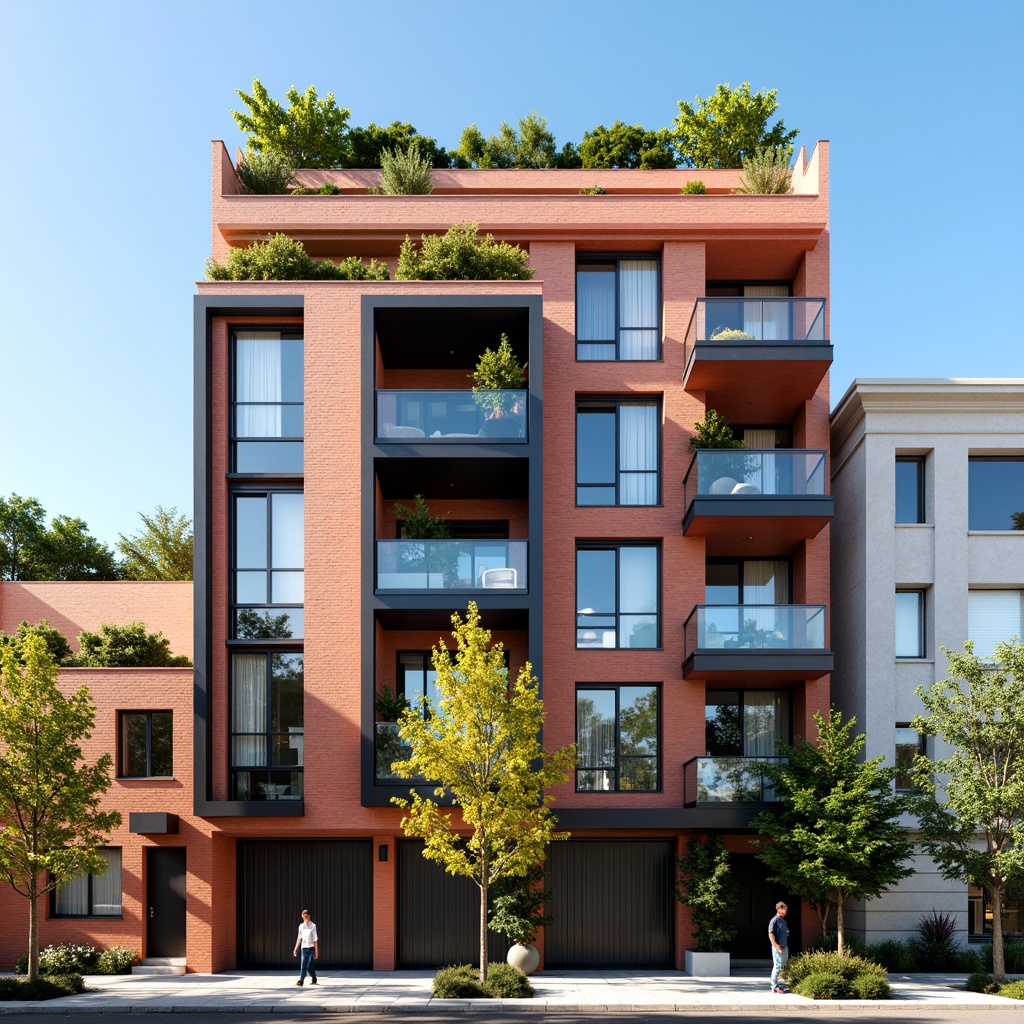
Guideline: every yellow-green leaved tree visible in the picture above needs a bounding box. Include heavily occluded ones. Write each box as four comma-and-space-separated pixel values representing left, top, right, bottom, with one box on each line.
392, 602, 574, 984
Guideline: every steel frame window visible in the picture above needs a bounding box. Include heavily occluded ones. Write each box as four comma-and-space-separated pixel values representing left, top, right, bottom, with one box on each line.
575, 684, 660, 792
576, 398, 661, 506
52, 849, 122, 917
895, 457, 925, 524
576, 255, 661, 361
895, 590, 926, 658
576, 543, 660, 649
118, 710, 173, 778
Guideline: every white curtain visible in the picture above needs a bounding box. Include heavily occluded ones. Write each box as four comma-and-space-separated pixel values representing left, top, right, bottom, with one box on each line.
237, 331, 282, 437
743, 285, 789, 341
619, 403, 658, 504
619, 260, 659, 359
744, 560, 789, 637
92, 849, 122, 915
55, 872, 89, 915
232, 654, 267, 766
968, 591, 1023, 659
576, 268, 615, 342
744, 691, 787, 757
744, 428, 778, 493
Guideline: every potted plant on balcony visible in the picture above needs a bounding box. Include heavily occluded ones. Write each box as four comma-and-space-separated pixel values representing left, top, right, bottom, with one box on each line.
471, 334, 526, 437
688, 410, 752, 490
374, 685, 411, 780
392, 494, 460, 586
709, 326, 755, 341
488, 864, 553, 975
676, 834, 737, 977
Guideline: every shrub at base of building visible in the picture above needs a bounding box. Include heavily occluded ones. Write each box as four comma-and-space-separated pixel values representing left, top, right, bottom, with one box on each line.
786, 951, 891, 1000
432, 962, 534, 999
15, 942, 137, 976
0, 975, 85, 1001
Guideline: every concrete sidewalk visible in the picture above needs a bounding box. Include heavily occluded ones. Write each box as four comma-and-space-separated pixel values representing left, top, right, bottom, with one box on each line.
1, 968, 1022, 1014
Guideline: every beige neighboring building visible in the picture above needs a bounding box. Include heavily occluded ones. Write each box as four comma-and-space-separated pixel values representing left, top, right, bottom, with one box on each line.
830, 378, 1024, 945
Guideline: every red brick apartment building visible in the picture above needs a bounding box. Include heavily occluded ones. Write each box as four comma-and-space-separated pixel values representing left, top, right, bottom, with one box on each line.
0, 142, 833, 972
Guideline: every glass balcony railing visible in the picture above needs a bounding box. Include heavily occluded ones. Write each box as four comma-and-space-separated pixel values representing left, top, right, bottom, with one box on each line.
376, 540, 527, 591
683, 756, 785, 804
683, 604, 826, 656
683, 449, 826, 504
376, 389, 527, 440
685, 298, 826, 347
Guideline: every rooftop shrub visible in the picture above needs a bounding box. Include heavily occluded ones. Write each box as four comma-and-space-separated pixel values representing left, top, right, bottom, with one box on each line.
396, 223, 533, 281
236, 151, 293, 194
735, 145, 793, 195
205, 233, 389, 281
378, 144, 434, 195
681, 180, 706, 195
67, 621, 192, 668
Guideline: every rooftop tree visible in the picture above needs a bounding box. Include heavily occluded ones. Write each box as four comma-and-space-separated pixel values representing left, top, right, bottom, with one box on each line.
0, 629, 121, 982
391, 602, 575, 984
579, 122, 677, 169
118, 505, 194, 581
911, 638, 1024, 984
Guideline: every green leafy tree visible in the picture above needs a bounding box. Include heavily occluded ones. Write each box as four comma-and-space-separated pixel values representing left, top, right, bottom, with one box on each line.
235, 150, 293, 194
23, 511, 118, 582
579, 122, 677, 169
117, 506, 194, 581
0, 494, 46, 580
396, 223, 533, 281
392, 494, 451, 540
347, 121, 451, 169
673, 82, 799, 168
232, 79, 351, 168
0, 629, 121, 981
69, 621, 191, 668
689, 409, 745, 450
206, 233, 389, 282
454, 112, 557, 169
377, 144, 434, 195
0, 620, 73, 665
675, 834, 737, 952
470, 334, 526, 419
735, 145, 794, 195
911, 638, 1024, 984
391, 602, 575, 984
752, 708, 913, 955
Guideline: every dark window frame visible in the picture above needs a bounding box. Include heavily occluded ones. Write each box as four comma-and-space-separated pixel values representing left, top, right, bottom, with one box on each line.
894, 723, 925, 792
705, 557, 793, 604
575, 397, 662, 507
968, 456, 1024, 531
117, 710, 173, 778
896, 456, 925, 524
229, 649, 304, 801
575, 683, 661, 792
576, 541, 661, 650
895, 589, 926, 659
229, 327, 305, 474
230, 486, 304, 642
704, 688, 793, 756
50, 848, 122, 918
575, 253, 662, 362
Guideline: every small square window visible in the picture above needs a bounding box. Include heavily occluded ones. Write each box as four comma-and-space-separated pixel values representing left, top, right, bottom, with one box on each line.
119, 711, 173, 777
968, 457, 1024, 530
53, 849, 122, 916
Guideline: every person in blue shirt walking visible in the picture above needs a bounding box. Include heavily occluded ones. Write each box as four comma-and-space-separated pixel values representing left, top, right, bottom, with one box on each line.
768, 901, 789, 993
292, 909, 318, 986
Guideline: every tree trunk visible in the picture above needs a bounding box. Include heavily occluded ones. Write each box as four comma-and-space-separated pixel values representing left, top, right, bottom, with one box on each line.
993, 881, 1006, 985
836, 894, 845, 956
28, 872, 39, 983
479, 844, 488, 986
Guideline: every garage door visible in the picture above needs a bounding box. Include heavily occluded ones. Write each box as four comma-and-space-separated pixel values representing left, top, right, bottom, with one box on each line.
545, 839, 675, 968
237, 839, 373, 968
397, 839, 510, 968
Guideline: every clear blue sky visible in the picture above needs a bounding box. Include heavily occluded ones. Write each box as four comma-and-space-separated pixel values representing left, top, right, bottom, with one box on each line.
2, 0, 1021, 550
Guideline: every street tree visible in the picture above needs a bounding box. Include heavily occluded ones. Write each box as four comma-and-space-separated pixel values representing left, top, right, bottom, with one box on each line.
117, 505, 194, 581
911, 638, 1024, 984
673, 82, 799, 168
752, 708, 913, 954
391, 602, 575, 984
232, 79, 351, 168
0, 629, 121, 981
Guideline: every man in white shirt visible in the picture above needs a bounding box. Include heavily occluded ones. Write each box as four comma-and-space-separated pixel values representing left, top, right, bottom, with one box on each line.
292, 909, 318, 985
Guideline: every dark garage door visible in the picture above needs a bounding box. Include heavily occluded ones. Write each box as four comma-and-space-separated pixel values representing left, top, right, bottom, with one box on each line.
545, 839, 675, 968
397, 839, 510, 968
237, 839, 373, 968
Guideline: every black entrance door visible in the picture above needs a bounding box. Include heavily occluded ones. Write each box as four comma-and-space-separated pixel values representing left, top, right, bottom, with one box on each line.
146, 847, 186, 958
727, 853, 799, 957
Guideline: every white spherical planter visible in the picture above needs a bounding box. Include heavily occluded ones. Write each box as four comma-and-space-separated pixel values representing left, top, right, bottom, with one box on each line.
507, 943, 540, 975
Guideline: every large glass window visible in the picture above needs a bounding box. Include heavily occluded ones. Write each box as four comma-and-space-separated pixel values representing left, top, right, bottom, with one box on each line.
704, 559, 790, 644
968, 591, 1024, 659
576, 399, 660, 505
119, 711, 172, 777
969, 457, 1024, 530
576, 685, 659, 791
895, 590, 925, 658
705, 690, 789, 757
895, 725, 923, 791
398, 651, 441, 713
233, 491, 304, 639
232, 330, 304, 473
576, 544, 659, 649
896, 457, 925, 524
231, 652, 304, 800
53, 849, 121, 917
576, 257, 660, 361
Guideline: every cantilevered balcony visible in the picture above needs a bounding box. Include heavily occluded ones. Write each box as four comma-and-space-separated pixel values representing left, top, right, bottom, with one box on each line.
376, 389, 527, 441
682, 449, 833, 555
682, 298, 832, 421
682, 604, 833, 682
683, 756, 784, 805
376, 540, 527, 592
